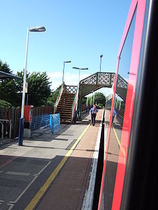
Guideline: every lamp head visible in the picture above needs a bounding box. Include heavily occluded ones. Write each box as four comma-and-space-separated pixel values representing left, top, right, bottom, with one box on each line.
29, 26, 46, 32
72, 67, 80, 70
80, 68, 88, 70
64, 61, 71, 63
72, 67, 88, 70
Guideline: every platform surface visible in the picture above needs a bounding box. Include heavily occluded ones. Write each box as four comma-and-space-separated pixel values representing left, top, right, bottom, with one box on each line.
0, 110, 104, 210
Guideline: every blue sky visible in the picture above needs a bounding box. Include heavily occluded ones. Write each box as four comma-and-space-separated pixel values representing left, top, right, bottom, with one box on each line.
0, 0, 131, 96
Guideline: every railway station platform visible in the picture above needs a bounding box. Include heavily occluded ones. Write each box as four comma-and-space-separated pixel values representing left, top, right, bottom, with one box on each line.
0, 109, 107, 210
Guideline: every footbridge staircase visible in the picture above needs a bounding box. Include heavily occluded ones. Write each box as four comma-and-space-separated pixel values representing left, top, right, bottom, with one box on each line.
54, 84, 78, 123
54, 72, 128, 123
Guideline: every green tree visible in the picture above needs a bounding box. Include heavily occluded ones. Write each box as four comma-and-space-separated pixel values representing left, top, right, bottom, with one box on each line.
82, 96, 87, 104
46, 85, 62, 106
0, 99, 12, 107
0, 60, 12, 74
94, 92, 106, 108
0, 59, 52, 107
27, 72, 51, 107
0, 60, 20, 107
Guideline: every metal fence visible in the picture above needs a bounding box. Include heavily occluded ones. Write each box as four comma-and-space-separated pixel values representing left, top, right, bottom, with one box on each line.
50, 113, 60, 134
0, 107, 20, 141
30, 113, 60, 137
0, 106, 54, 141
0, 119, 11, 144
31, 114, 50, 132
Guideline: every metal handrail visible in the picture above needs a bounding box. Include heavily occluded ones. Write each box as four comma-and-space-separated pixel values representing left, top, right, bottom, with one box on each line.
0, 121, 3, 143
65, 85, 77, 94
0, 119, 11, 143
54, 83, 64, 113
71, 86, 78, 122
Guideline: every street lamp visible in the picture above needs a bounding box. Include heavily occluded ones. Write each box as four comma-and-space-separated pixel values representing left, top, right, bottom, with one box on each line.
29, 26, 46, 32
100, 54, 103, 72
72, 66, 88, 83
62, 60, 71, 84
18, 26, 46, 146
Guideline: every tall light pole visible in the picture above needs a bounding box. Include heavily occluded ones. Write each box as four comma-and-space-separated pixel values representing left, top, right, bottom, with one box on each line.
72, 66, 88, 119
18, 26, 46, 146
100, 54, 103, 72
62, 60, 71, 84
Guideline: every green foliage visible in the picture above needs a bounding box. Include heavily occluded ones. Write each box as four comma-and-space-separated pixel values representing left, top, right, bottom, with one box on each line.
82, 96, 87, 104
0, 60, 12, 74
97, 103, 103, 109
27, 72, 51, 107
46, 85, 62, 106
94, 92, 106, 108
87, 92, 106, 108
0, 59, 52, 107
0, 99, 12, 107
87, 97, 92, 105
0, 60, 20, 107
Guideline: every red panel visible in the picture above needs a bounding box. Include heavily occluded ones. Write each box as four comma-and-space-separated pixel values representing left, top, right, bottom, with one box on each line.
98, 0, 147, 209
97, 58, 119, 210
112, 0, 146, 209
24, 105, 33, 122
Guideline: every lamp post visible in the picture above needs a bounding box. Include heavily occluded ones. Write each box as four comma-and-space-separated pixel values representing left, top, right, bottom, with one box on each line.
72, 66, 88, 119
100, 54, 103, 72
62, 60, 71, 84
18, 26, 46, 146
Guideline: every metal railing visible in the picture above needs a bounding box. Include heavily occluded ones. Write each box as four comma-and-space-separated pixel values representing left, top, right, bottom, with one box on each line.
71, 86, 78, 122
54, 84, 77, 122
54, 83, 64, 113
0, 119, 11, 144
65, 85, 77, 94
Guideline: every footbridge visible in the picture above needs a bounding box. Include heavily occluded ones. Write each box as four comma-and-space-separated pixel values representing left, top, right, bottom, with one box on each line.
54, 72, 128, 122
79, 72, 115, 98
78, 72, 128, 118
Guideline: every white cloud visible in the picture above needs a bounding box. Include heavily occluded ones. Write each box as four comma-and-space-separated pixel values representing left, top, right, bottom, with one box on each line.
47, 71, 62, 79
47, 71, 62, 90
98, 88, 113, 97
47, 71, 90, 90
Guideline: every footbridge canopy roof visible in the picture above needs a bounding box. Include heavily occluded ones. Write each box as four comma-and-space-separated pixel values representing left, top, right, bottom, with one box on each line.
0, 71, 21, 80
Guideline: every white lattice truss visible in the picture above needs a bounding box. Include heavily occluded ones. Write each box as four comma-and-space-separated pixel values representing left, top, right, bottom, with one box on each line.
66, 85, 77, 94
117, 74, 128, 89
80, 72, 114, 86
80, 72, 128, 88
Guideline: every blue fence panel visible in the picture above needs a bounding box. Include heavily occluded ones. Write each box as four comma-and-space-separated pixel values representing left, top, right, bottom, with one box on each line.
31, 113, 60, 135
50, 113, 60, 134
31, 114, 50, 132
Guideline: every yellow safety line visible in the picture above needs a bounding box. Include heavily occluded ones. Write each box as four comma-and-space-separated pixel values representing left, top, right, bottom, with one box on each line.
25, 123, 90, 210
113, 126, 126, 158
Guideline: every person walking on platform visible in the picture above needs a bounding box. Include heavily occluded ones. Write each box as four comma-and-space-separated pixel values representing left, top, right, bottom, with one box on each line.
90, 104, 98, 126
112, 108, 116, 123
